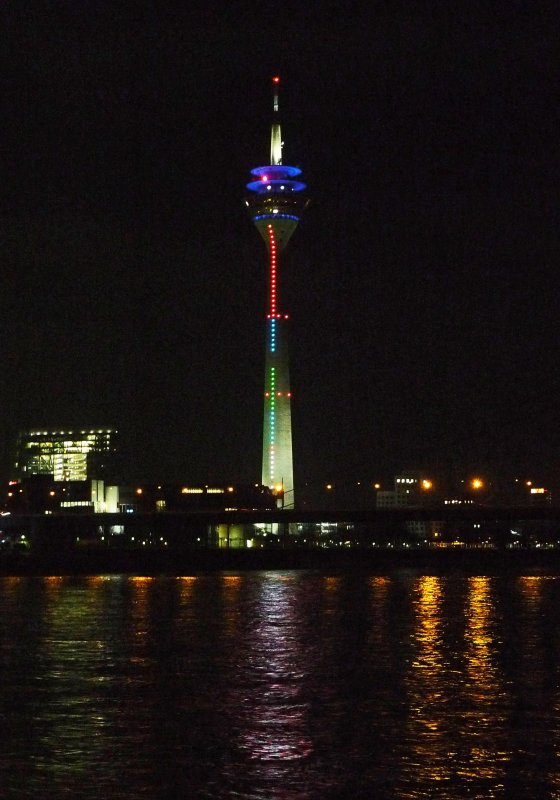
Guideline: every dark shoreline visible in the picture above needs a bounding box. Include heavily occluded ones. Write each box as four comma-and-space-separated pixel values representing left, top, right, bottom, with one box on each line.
3, 547, 560, 576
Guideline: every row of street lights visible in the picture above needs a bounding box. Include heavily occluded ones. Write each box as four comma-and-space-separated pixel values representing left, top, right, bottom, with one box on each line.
319, 478, 487, 492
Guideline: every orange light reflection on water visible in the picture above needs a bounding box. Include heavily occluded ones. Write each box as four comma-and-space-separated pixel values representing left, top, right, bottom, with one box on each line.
462, 577, 509, 782
222, 574, 243, 636
323, 575, 340, 592
1, 575, 22, 591
403, 576, 454, 792
401, 576, 508, 795
176, 575, 198, 605
369, 576, 390, 647
518, 574, 543, 605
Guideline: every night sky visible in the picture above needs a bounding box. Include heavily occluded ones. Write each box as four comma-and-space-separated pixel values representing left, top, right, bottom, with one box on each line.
2, 1, 559, 490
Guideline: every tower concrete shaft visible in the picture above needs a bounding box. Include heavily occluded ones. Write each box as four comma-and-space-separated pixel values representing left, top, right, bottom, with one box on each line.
246, 77, 308, 507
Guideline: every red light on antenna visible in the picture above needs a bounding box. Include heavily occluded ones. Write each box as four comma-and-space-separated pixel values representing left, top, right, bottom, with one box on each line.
272, 76, 280, 84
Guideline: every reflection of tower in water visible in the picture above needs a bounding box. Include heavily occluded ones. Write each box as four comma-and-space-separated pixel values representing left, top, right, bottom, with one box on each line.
246, 77, 309, 507
227, 575, 313, 773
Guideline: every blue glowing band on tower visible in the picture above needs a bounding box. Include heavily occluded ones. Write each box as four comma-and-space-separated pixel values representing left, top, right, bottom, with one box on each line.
253, 213, 301, 222
251, 165, 302, 178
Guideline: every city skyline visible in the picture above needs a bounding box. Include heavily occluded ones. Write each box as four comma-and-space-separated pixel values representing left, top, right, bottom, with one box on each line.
5, 425, 557, 509
2, 3, 558, 486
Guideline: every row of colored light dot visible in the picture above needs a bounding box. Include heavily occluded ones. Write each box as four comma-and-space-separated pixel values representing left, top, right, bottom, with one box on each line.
267, 224, 276, 316
267, 313, 289, 319
269, 366, 276, 479
265, 392, 292, 397
259, 179, 290, 190
269, 318, 276, 353
254, 213, 300, 221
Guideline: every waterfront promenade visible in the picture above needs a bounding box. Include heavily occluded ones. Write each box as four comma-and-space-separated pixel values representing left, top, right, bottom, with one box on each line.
3, 504, 560, 575
4, 502, 560, 530
3, 542, 560, 577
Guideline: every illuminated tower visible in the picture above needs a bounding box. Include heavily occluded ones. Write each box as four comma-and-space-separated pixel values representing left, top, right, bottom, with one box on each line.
246, 76, 308, 506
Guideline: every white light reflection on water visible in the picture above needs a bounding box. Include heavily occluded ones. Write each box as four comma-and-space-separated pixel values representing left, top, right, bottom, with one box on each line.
230, 573, 314, 765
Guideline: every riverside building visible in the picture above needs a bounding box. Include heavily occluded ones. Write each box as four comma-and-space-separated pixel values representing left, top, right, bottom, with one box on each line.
14, 429, 118, 482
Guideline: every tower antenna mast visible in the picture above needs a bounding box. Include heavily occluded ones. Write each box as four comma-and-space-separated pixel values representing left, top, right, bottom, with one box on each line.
270, 75, 282, 165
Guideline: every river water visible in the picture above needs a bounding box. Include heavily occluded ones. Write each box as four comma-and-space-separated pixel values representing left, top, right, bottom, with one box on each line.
1, 572, 560, 799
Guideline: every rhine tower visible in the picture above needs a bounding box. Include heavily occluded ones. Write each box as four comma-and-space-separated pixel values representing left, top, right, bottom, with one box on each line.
246, 76, 308, 507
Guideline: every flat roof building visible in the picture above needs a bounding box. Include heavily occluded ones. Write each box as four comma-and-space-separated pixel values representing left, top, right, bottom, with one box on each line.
15, 429, 118, 482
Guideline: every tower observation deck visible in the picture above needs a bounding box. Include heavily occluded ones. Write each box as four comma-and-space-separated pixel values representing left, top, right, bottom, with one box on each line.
246, 77, 309, 507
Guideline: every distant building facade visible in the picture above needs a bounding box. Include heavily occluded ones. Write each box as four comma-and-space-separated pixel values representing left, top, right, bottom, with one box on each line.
15, 429, 118, 482
376, 472, 428, 509
4, 477, 276, 517
377, 471, 440, 540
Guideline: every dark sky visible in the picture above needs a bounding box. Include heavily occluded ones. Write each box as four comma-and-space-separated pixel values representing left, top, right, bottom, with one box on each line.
2, 1, 559, 488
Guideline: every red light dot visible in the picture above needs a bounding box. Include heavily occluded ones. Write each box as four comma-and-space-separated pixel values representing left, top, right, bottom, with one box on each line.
272, 76, 280, 84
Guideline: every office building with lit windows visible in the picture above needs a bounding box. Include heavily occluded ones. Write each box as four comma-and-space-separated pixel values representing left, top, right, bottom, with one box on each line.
377, 471, 440, 539
246, 77, 309, 506
15, 429, 118, 482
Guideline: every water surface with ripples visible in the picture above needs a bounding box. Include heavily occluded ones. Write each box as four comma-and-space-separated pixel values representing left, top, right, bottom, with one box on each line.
2, 572, 560, 798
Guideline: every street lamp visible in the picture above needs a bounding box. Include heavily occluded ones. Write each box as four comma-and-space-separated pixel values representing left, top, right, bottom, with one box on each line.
272, 482, 295, 510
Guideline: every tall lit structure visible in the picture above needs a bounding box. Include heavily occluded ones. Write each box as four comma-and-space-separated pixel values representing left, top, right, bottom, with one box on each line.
246, 76, 308, 506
